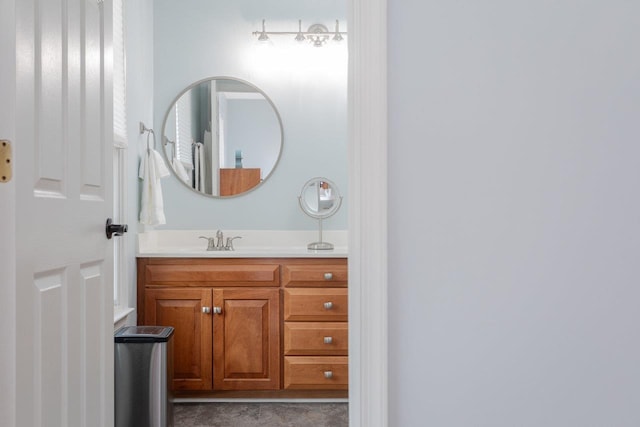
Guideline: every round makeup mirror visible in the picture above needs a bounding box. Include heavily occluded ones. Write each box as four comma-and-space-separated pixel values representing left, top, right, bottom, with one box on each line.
162, 76, 283, 197
298, 177, 343, 250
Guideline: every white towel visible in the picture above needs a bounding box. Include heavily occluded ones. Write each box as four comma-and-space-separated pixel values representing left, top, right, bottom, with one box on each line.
203, 130, 213, 193
171, 157, 191, 183
139, 148, 170, 225
193, 142, 206, 193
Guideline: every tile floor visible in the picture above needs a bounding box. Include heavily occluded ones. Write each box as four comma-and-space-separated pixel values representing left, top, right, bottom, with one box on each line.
173, 402, 348, 427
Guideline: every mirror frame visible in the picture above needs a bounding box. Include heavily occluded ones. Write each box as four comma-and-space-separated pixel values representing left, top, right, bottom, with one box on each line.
298, 177, 343, 219
161, 76, 285, 198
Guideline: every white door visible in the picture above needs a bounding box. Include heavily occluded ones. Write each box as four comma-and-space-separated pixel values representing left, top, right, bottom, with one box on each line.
2, 0, 115, 426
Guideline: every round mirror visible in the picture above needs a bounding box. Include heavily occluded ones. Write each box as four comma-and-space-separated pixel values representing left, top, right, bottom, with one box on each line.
299, 177, 342, 250
162, 77, 283, 197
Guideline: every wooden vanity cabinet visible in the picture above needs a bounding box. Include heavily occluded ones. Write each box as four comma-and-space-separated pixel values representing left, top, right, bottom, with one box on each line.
138, 257, 348, 394
139, 258, 281, 392
144, 286, 279, 391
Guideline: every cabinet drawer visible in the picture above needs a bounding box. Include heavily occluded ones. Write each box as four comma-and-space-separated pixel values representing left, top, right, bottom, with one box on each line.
145, 264, 280, 286
284, 288, 348, 321
284, 356, 348, 390
282, 264, 347, 287
284, 322, 348, 356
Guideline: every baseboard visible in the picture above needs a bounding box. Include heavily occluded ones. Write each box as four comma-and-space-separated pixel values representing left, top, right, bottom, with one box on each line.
173, 389, 348, 403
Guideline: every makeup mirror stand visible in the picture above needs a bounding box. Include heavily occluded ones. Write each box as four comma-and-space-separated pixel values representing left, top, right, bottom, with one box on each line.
298, 177, 343, 251
308, 218, 333, 250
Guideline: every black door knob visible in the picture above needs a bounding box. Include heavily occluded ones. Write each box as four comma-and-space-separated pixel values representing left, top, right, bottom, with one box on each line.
106, 218, 128, 239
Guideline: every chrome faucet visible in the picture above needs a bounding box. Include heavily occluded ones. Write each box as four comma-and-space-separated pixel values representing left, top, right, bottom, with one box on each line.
199, 230, 242, 251
215, 230, 224, 249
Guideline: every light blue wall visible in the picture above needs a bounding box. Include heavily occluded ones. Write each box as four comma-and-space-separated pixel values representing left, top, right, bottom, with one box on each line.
152, 0, 348, 230
125, 0, 154, 308
224, 99, 279, 176
389, 1, 640, 426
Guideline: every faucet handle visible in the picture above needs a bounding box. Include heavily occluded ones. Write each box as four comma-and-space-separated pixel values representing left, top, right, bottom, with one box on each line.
224, 236, 242, 251
199, 236, 216, 251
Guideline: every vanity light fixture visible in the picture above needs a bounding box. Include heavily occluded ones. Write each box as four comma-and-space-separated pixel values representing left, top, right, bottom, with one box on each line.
257, 19, 270, 42
253, 19, 347, 47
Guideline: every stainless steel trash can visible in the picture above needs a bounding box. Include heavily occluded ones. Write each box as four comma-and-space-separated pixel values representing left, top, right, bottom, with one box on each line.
115, 326, 174, 427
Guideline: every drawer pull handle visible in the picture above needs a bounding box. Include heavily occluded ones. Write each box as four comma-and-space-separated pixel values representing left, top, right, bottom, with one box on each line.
323, 302, 334, 310
324, 272, 333, 280
202, 307, 211, 314
324, 371, 333, 379
323, 336, 333, 344
213, 306, 222, 314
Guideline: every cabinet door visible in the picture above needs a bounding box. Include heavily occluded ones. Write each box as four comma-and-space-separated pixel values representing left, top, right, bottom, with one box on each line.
213, 288, 280, 390
145, 288, 212, 390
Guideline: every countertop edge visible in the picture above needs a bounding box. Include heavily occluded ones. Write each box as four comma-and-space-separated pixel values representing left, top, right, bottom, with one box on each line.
136, 248, 348, 258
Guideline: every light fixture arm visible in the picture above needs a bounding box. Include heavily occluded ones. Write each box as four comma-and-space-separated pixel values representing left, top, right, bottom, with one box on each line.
252, 19, 347, 46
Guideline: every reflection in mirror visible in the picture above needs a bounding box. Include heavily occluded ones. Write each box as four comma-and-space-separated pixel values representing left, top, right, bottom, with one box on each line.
299, 177, 343, 250
162, 77, 283, 197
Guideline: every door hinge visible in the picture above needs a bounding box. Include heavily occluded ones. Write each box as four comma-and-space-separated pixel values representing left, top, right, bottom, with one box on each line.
0, 140, 12, 183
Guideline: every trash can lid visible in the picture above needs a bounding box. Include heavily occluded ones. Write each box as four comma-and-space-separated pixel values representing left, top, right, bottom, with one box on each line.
114, 326, 174, 343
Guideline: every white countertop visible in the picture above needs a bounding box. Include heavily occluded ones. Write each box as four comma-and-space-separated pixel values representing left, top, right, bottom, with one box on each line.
137, 230, 348, 258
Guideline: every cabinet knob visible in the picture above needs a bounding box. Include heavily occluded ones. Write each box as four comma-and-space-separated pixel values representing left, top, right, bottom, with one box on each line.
213, 306, 222, 314
324, 371, 333, 379
202, 307, 211, 314
323, 336, 333, 344
324, 272, 333, 280
323, 302, 333, 310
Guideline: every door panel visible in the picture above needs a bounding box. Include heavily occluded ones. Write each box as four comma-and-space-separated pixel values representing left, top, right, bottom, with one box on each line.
32, 270, 64, 426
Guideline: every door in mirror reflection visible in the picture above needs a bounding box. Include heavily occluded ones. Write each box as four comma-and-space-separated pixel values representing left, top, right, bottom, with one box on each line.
162, 77, 283, 197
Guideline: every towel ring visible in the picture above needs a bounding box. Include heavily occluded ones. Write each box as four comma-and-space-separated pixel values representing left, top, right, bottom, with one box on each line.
139, 122, 156, 152
164, 137, 177, 160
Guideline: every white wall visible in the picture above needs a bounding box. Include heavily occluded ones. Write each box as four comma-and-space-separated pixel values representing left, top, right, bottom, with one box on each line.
388, 1, 640, 426
152, 0, 348, 230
